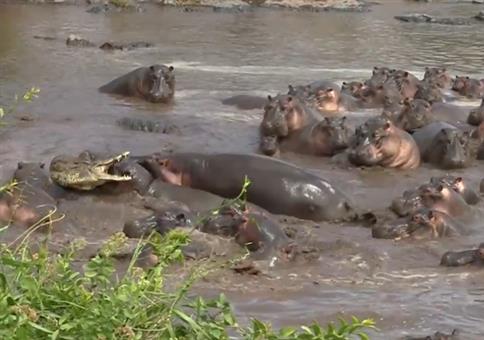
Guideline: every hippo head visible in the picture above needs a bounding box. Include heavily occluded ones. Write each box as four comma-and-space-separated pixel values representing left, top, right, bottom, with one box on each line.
381, 94, 404, 119
368, 66, 391, 89
430, 175, 464, 196
341, 81, 367, 98
313, 88, 340, 112
123, 208, 190, 238
14, 162, 47, 181
260, 95, 290, 137
396, 98, 432, 131
452, 75, 469, 92
423, 67, 452, 89
259, 135, 279, 156
467, 99, 484, 126
348, 117, 393, 166
373, 209, 453, 240
198, 205, 248, 238
145, 65, 175, 103
312, 117, 351, 155
433, 128, 472, 169
390, 186, 428, 217
414, 81, 443, 104
287, 84, 311, 99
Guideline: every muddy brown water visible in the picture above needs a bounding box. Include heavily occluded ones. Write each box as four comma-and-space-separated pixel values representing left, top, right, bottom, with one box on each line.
2, 1, 484, 338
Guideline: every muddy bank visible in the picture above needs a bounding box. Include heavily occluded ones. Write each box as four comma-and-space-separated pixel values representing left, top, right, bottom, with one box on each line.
0, 0, 371, 12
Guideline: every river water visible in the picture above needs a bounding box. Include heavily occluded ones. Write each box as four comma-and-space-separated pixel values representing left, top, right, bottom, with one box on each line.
1, 1, 484, 338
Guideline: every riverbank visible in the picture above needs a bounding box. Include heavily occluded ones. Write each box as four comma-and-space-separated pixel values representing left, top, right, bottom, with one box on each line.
0, 0, 372, 12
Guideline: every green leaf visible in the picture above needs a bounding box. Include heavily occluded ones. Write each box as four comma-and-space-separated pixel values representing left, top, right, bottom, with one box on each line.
0, 108, 4, 118
28, 321, 53, 334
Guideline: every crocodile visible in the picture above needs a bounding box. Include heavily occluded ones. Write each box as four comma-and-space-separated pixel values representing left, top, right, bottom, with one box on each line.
49, 151, 132, 191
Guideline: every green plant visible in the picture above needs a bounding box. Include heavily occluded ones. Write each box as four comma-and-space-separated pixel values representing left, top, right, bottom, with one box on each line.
0, 87, 40, 126
0, 167, 376, 339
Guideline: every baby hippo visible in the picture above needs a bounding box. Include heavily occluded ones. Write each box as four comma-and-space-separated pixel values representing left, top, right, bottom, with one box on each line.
372, 208, 461, 240
280, 117, 352, 157
348, 116, 421, 170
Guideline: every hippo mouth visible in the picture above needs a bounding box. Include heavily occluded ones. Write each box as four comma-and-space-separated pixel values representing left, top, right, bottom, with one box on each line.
148, 76, 174, 103
50, 151, 133, 191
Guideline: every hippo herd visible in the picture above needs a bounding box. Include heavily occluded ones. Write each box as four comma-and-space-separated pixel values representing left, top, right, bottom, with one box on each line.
3, 60, 484, 339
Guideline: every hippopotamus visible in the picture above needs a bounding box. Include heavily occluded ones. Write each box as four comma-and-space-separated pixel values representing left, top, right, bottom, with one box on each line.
372, 208, 461, 240
341, 81, 367, 98
279, 117, 351, 157
360, 80, 402, 108
404, 329, 460, 340
414, 80, 443, 103
308, 88, 360, 114
221, 94, 268, 110
348, 117, 421, 170
390, 184, 431, 217
430, 175, 480, 205
0, 162, 64, 227
467, 98, 484, 125
99, 64, 175, 103
260, 95, 319, 137
452, 76, 484, 99
66, 34, 95, 47
137, 152, 357, 222
441, 243, 484, 267
412, 122, 473, 169
123, 207, 191, 238
99, 41, 154, 51
287, 80, 339, 100
394, 13, 472, 26
107, 157, 154, 195
394, 98, 433, 132
259, 135, 280, 156
423, 67, 452, 89
381, 95, 405, 119
391, 70, 421, 99
116, 117, 179, 134
367, 66, 392, 89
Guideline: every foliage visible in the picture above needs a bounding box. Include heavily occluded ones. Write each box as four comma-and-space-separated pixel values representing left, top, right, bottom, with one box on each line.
0, 130, 376, 339
0, 87, 40, 126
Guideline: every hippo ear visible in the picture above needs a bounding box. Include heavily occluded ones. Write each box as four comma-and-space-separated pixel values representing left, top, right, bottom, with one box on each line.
287, 96, 293, 102
169, 66, 174, 71
455, 177, 463, 183
288, 85, 294, 92
341, 116, 347, 123
403, 71, 409, 77
466, 76, 470, 80
441, 67, 447, 73
324, 117, 331, 124
403, 97, 411, 105
383, 121, 391, 130
149, 65, 155, 72
342, 81, 347, 85
436, 184, 444, 193
17, 162, 24, 169
267, 95, 272, 101
40, 162, 45, 169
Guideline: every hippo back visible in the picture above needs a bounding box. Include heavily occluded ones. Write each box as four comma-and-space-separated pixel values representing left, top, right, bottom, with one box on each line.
411, 121, 456, 154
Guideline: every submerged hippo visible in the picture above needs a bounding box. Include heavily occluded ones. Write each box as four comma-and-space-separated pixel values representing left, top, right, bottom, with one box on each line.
341, 81, 367, 98
259, 135, 280, 157
221, 94, 268, 110
137, 152, 357, 222
394, 98, 433, 132
99, 64, 175, 103
404, 329, 460, 340
423, 67, 452, 89
467, 98, 484, 126
308, 88, 360, 114
412, 122, 473, 169
279, 116, 351, 156
348, 117, 421, 169
441, 243, 484, 267
372, 208, 461, 240
287, 80, 339, 100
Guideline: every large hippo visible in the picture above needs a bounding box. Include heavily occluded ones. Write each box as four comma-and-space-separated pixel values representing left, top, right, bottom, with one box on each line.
279, 116, 352, 156
412, 122, 473, 169
260, 95, 319, 137
137, 152, 357, 222
372, 208, 462, 240
99, 64, 175, 103
348, 117, 421, 169
221, 94, 268, 110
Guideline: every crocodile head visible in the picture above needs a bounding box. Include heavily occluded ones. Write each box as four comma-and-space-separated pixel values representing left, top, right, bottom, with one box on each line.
49, 151, 132, 190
